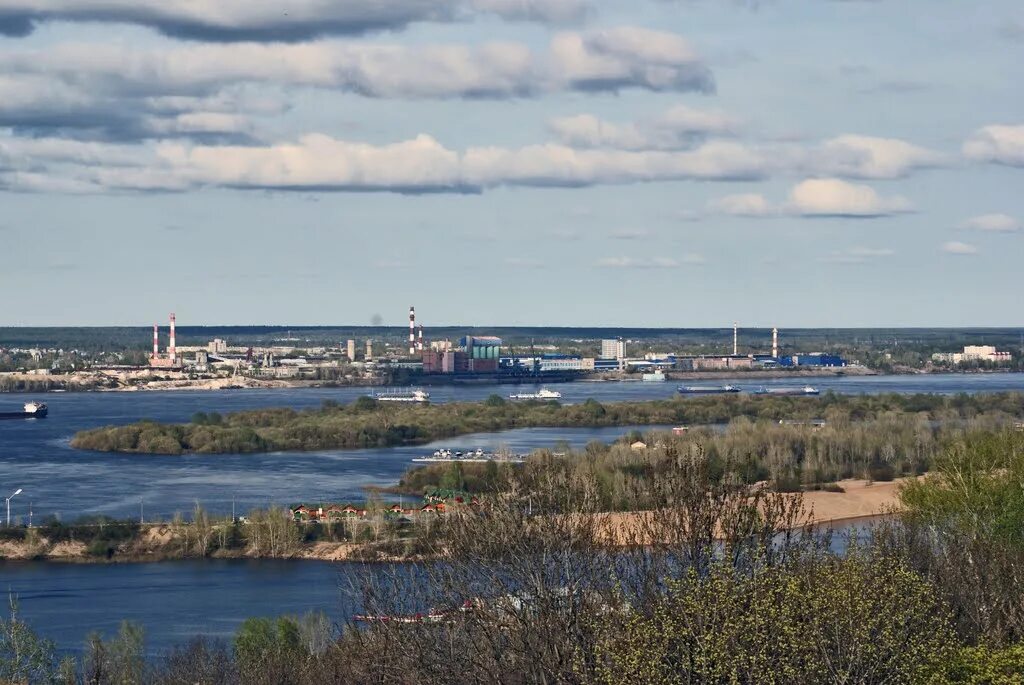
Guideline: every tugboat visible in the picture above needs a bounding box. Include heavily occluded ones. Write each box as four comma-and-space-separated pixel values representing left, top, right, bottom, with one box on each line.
0, 401, 48, 420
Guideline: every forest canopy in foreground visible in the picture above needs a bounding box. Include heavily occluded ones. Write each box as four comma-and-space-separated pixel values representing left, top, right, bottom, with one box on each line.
69, 392, 1024, 456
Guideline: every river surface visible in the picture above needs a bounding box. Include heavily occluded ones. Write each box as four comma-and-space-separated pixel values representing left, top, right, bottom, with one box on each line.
2, 372, 1022, 521
0, 522, 872, 656
0, 372, 1020, 654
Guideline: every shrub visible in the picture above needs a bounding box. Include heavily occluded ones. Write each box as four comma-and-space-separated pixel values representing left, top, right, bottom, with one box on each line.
867, 461, 896, 482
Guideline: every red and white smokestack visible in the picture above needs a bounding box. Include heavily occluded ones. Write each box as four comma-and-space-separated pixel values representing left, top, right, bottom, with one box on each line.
417, 325, 424, 351
772, 327, 779, 358
409, 306, 416, 355
169, 312, 177, 363
152, 324, 159, 359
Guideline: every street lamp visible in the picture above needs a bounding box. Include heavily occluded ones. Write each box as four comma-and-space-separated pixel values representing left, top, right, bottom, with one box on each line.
6, 489, 22, 527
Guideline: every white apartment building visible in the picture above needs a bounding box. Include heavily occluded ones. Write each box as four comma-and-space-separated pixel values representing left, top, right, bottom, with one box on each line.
600, 338, 626, 360
932, 345, 1012, 365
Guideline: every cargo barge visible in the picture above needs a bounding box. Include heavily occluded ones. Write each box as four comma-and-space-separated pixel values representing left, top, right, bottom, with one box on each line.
0, 401, 48, 420
678, 385, 741, 395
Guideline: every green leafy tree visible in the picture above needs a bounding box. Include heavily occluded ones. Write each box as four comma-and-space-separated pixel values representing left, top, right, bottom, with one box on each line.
594, 552, 954, 684
0, 597, 60, 684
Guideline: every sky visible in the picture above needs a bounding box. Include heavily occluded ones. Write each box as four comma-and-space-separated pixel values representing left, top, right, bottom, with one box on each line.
0, 1, 1021, 328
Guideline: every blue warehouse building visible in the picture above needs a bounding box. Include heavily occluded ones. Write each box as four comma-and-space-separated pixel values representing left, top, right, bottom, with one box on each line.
778, 354, 847, 367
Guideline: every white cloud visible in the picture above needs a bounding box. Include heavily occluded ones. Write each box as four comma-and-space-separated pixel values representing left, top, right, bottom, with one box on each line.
941, 241, 979, 255
961, 213, 1021, 232
785, 178, 912, 217
809, 135, 945, 179
963, 124, 1024, 166
0, 0, 590, 41
0, 29, 713, 110
709, 179, 912, 219
709, 193, 773, 216
595, 255, 703, 268
0, 132, 770, 195
549, 104, 738, 151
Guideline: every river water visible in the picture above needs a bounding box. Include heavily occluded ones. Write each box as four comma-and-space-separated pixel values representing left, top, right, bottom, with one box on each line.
0, 372, 1020, 653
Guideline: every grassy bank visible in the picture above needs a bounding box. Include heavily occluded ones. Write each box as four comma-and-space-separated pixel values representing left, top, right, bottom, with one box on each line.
0, 506, 433, 564
70, 391, 1024, 455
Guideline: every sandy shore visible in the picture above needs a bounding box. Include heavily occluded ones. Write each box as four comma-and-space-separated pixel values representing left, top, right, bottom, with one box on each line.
802, 478, 906, 524
595, 478, 908, 545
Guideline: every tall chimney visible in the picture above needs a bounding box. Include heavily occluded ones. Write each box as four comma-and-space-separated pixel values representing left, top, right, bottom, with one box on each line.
417, 325, 424, 351
152, 324, 159, 359
169, 312, 177, 363
733, 322, 738, 356
409, 306, 416, 355
772, 327, 779, 358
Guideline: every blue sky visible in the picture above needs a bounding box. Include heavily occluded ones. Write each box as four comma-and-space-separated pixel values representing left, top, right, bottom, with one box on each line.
0, 0, 1021, 328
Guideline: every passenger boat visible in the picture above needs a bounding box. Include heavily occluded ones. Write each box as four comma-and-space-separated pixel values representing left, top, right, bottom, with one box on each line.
373, 388, 430, 403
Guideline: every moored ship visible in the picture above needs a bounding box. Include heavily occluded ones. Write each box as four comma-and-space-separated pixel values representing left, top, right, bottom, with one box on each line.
677, 385, 740, 395
413, 448, 526, 464
0, 401, 48, 420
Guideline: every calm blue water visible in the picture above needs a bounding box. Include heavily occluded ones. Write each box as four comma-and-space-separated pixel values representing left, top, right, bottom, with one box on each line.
2, 373, 1022, 521
0, 559, 348, 655
0, 373, 1021, 653
0, 522, 870, 655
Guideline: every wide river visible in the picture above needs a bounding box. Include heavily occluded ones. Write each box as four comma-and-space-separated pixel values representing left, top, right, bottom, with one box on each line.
0, 372, 1021, 653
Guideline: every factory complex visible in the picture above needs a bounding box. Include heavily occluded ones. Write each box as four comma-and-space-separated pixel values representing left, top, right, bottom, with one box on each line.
138, 309, 854, 385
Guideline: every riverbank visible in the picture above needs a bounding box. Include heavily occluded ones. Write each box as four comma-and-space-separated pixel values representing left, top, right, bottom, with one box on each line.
0, 524, 402, 564
0, 479, 907, 565
0, 370, 374, 393
1, 365, 880, 393
69, 390, 1024, 456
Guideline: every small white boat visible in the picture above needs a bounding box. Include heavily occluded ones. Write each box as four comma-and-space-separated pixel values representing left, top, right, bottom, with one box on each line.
509, 388, 562, 400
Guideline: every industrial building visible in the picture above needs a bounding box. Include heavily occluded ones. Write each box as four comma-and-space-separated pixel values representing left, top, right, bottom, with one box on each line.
422, 335, 502, 375
777, 354, 847, 368
149, 313, 180, 369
